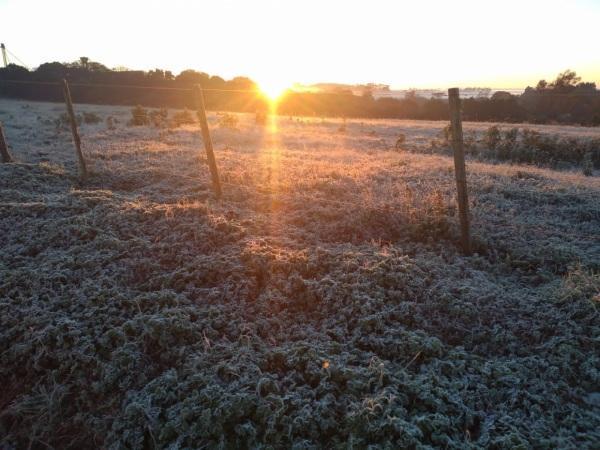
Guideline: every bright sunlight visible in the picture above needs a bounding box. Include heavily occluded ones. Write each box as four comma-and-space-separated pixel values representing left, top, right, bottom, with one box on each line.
258, 78, 290, 102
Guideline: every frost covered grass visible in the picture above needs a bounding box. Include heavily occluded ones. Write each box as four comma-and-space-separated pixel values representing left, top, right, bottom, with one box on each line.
1, 99, 599, 448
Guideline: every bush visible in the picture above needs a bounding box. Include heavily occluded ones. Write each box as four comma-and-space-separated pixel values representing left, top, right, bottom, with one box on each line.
497, 128, 519, 160
255, 111, 267, 126
129, 105, 149, 126
218, 113, 239, 129
54, 112, 82, 131
82, 112, 102, 124
440, 124, 452, 146
483, 125, 501, 150
424, 125, 600, 171
395, 134, 406, 150
171, 109, 195, 127
149, 108, 169, 127
106, 116, 117, 130
463, 131, 478, 154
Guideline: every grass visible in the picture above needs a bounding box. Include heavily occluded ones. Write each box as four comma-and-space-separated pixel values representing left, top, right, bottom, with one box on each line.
0, 99, 599, 448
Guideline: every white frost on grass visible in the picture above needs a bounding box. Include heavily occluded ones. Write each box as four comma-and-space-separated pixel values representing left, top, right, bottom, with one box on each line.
0, 99, 599, 449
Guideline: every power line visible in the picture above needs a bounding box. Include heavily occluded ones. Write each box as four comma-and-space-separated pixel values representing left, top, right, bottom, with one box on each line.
5, 49, 29, 69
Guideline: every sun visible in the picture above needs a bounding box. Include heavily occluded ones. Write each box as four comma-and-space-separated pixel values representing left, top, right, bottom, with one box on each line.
258, 79, 290, 102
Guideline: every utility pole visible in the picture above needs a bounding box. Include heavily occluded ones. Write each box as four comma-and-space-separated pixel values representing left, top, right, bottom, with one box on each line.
1, 44, 8, 67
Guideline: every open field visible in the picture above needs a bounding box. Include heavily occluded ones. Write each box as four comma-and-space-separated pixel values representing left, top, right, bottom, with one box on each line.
1, 99, 599, 448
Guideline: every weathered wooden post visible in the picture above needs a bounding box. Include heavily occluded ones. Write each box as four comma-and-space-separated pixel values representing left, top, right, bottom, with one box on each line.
0, 122, 13, 163
193, 85, 222, 198
62, 79, 88, 179
448, 88, 471, 255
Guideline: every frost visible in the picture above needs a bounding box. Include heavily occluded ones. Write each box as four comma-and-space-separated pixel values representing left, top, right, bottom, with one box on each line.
0, 100, 599, 448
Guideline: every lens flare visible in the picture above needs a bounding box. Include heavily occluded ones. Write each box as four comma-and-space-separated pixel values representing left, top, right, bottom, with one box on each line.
258, 79, 289, 102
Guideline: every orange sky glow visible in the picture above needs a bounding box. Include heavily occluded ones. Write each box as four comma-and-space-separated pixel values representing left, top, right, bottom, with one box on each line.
1, 0, 599, 91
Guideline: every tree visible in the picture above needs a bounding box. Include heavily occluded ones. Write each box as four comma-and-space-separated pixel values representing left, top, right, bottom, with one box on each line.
175, 69, 210, 85
87, 61, 109, 72
229, 76, 257, 90
34, 62, 69, 80
550, 70, 581, 92
0, 63, 29, 80
491, 91, 513, 101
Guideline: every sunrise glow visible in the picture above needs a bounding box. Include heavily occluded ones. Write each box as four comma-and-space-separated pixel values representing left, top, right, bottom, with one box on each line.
258, 79, 290, 102
2, 0, 599, 89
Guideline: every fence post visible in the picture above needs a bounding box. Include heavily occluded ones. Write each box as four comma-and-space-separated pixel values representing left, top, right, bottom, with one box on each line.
193, 85, 222, 198
448, 88, 471, 255
0, 122, 13, 163
62, 79, 88, 179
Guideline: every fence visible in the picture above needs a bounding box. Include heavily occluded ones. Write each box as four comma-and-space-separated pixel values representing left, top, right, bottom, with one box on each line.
0, 79, 474, 254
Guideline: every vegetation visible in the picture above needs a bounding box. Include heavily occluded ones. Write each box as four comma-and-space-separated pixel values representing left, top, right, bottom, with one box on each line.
171, 109, 195, 128
1, 60, 599, 125
0, 101, 598, 448
421, 125, 600, 171
128, 105, 150, 126
217, 113, 239, 129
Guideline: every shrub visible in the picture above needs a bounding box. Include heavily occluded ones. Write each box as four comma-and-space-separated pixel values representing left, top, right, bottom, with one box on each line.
149, 108, 169, 127
171, 109, 195, 127
106, 116, 117, 130
255, 111, 267, 126
463, 131, 478, 154
129, 105, 149, 126
218, 113, 239, 129
54, 112, 82, 131
82, 112, 102, 124
440, 124, 452, 146
497, 128, 519, 160
483, 125, 502, 150
557, 265, 600, 303
395, 134, 406, 150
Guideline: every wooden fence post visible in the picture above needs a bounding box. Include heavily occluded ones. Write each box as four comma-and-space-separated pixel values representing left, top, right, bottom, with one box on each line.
0, 122, 13, 163
193, 85, 222, 198
448, 88, 472, 255
62, 79, 88, 179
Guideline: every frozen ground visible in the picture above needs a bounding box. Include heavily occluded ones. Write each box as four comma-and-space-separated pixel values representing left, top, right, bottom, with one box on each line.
0, 99, 599, 448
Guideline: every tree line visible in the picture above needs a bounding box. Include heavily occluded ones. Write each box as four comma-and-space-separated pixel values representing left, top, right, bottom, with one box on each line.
1, 58, 599, 126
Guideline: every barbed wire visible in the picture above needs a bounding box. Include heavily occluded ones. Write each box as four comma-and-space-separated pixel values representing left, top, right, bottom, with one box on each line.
0, 79, 264, 93
1, 79, 599, 99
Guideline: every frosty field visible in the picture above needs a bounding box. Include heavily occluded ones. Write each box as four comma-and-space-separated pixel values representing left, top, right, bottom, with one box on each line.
1, 99, 599, 449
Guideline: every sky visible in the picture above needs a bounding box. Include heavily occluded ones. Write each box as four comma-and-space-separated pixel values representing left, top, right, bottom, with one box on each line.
1, 0, 600, 91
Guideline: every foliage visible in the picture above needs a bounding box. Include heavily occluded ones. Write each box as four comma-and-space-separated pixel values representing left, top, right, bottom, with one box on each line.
82, 111, 102, 124
424, 125, 600, 170
217, 113, 239, 129
170, 109, 195, 128
54, 112, 82, 131
1, 63, 599, 125
149, 108, 169, 128
0, 101, 599, 449
483, 125, 501, 150
128, 105, 149, 126
106, 116, 117, 130
395, 133, 406, 150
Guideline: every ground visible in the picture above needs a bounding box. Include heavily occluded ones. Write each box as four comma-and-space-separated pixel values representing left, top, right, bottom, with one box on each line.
0, 99, 599, 449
